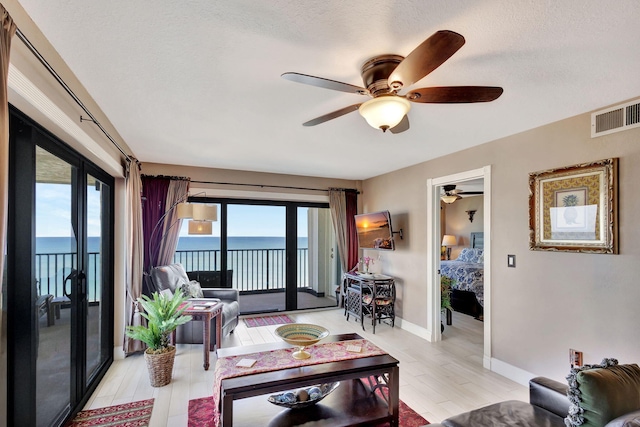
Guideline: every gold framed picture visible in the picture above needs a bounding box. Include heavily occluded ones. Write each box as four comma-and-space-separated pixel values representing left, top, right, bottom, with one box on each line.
528, 158, 618, 254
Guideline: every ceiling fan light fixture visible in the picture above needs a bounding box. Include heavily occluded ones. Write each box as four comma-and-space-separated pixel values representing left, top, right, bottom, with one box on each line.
441, 194, 461, 204
358, 96, 411, 132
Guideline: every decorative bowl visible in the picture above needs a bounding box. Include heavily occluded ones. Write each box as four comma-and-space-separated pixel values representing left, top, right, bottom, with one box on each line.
268, 382, 340, 409
274, 323, 329, 359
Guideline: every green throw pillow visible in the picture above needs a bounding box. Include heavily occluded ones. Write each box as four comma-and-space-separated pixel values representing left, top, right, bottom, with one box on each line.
566, 358, 640, 427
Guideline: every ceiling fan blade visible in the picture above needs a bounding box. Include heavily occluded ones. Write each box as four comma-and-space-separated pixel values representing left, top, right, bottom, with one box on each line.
406, 86, 504, 103
389, 115, 410, 134
460, 191, 484, 195
282, 72, 368, 95
387, 30, 465, 90
302, 104, 362, 127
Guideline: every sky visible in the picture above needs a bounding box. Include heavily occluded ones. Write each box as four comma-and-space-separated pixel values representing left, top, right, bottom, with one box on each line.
36, 183, 309, 238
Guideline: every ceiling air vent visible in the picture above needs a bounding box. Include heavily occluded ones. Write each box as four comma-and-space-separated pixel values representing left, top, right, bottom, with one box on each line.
591, 98, 640, 137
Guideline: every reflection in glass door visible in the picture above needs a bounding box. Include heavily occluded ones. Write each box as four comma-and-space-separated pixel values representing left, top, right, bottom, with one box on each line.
35, 146, 76, 426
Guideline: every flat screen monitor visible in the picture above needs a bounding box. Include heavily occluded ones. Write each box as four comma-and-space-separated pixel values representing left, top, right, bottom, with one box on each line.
354, 210, 395, 250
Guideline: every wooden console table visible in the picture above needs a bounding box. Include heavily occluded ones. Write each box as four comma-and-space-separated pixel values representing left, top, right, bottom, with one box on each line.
344, 272, 396, 334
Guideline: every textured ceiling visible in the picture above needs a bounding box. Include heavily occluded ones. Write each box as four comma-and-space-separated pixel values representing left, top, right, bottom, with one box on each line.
16, 1, 640, 180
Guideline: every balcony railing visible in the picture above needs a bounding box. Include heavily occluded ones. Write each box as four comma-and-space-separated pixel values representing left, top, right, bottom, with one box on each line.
174, 248, 309, 292
34, 248, 309, 301
35, 252, 101, 303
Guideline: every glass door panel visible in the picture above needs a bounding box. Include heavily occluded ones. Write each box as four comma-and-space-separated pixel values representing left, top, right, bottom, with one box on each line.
227, 204, 286, 314
296, 207, 338, 310
35, 146, 76, 426
85, 175, 109, 383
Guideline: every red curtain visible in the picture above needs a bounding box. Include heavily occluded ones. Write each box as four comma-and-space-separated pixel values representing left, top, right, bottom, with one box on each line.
141, 176, 170, 275
345, 189, 359, 271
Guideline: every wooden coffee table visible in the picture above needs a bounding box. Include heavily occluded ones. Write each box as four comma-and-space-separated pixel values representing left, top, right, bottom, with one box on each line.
216, 333, 399, 426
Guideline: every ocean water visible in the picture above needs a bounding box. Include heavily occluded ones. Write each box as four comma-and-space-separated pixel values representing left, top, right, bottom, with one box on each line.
36, 236, 308, 254
35, 236, 310, 296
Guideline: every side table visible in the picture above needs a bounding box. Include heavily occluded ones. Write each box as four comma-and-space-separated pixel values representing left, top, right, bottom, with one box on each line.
344, 273, 396, 334
173, 299, 223, 370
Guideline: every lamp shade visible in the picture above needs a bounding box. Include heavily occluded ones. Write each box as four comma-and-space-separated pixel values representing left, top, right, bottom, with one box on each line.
192, 204, 217, 221
358, 96, 411, 131
188, 220, 212, 235
442, 235, 457, 247
176, 202, 193, 219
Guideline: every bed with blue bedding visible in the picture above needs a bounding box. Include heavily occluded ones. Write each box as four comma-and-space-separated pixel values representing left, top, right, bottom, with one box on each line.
441, 246, 484, 318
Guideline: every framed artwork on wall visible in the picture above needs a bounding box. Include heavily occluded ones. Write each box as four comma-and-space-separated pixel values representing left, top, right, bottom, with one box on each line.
528, 158, 618, 254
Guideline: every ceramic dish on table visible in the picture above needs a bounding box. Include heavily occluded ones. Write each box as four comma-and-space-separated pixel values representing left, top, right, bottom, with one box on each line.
274, 323, 329, 359
267, 382, 340, 409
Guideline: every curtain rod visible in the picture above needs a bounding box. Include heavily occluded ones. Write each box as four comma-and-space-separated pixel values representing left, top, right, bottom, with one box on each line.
14, 28, 136, 165
191, 180, 359, 194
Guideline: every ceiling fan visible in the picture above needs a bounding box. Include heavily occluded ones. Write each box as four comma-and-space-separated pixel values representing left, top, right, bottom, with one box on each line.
282, 30, 503, 133
441, 184, 484, 204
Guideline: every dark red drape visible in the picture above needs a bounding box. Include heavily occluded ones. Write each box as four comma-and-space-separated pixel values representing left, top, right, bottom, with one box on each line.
345, 190, 359, 271
141, 176, 170, 275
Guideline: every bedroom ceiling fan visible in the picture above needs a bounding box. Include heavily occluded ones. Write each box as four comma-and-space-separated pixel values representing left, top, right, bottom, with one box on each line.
441, 184, 484, 204
282, 30, 503, 133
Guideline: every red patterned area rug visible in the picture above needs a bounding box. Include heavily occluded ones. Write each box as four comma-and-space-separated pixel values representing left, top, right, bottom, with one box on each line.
243, 314, 294, 328
65, 399, 154, 427
188, 393, 428, 427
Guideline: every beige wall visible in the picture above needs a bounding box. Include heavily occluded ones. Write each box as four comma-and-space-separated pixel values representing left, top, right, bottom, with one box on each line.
362, 105, 640, 381
444, 196, 484, 259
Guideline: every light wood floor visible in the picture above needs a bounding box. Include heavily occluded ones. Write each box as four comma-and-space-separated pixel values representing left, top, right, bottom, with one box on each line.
86, 309, 528, 426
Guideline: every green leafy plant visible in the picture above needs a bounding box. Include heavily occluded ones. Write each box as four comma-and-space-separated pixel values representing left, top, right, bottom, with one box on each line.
125, 291, 192, 354
441, 276, 454, 310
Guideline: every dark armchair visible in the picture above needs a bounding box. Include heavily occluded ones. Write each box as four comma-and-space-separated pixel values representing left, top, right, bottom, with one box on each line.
186, 270, 239, 337
149, 264, 240, 347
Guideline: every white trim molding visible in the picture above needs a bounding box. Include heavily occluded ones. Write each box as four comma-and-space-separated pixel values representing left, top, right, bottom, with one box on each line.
426, 166, 492, 368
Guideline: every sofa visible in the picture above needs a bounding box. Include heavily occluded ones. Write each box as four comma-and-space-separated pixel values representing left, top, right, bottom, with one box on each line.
149, 263, 240, 346
427, 359, 640, 427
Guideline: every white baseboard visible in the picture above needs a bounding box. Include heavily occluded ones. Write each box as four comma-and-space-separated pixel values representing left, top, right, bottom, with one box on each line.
490, 357, 536, 386
113, 346, 125, 360
396, 316, 432, 341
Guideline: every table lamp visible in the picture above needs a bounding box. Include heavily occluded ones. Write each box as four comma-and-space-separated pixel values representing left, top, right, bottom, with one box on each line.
442, 235, 457, 260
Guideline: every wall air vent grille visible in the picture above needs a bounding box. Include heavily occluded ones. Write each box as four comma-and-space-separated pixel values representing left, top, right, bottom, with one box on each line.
592, 98, 640, 137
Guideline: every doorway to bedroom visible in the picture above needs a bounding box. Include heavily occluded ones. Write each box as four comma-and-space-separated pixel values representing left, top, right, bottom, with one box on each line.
427, 166, 491, 369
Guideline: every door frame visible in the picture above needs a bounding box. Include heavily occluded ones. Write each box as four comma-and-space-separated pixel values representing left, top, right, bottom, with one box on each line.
426, 165, 492, 369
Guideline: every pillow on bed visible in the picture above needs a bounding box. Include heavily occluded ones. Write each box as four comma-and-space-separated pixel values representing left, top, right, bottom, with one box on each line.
457, 248, 484, 263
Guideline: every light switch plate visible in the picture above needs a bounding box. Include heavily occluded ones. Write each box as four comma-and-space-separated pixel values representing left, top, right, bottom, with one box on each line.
507, 254, 516, 268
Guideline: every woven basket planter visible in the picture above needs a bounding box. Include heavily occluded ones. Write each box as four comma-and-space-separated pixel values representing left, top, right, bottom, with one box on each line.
144, 345, 176, 387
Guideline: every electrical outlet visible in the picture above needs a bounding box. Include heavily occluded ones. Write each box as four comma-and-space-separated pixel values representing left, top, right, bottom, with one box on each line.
570, 349, 583, 367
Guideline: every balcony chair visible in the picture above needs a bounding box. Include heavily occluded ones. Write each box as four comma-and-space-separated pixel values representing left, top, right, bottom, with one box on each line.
149, 263, 239, 347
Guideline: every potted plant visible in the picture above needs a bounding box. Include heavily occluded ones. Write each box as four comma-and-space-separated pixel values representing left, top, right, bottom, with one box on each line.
125, 291, 192, 387
440, 276, 454, 332
441, 276, 454, 311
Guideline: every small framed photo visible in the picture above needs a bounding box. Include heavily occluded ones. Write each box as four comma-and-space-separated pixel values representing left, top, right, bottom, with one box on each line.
528, 158, 618, 254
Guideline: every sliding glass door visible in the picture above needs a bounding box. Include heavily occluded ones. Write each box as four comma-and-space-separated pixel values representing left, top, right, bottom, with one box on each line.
175, 199, 337, 314
8, 108, 114, 427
